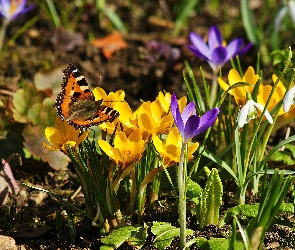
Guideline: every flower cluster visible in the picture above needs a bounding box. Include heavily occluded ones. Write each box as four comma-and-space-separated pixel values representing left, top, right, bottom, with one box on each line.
218, 66, 290, 127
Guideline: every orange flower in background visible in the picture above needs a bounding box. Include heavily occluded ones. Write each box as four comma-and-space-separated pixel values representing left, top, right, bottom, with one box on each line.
218, 66, 259, 106
43, 116, 88, 154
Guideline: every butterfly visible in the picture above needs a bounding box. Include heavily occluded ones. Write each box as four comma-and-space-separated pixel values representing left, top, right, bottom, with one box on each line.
54, 64, 119, 129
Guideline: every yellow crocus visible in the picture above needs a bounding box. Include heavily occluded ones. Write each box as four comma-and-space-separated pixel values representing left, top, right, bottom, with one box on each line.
43, 116, 88, 154
218, 66, 259, 106
98, 129, 145, 170
152, 127, 199, 167
256, 75, 286, 115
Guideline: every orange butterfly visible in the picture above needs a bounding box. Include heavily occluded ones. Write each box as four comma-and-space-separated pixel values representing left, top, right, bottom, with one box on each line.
54, 64, 119, 129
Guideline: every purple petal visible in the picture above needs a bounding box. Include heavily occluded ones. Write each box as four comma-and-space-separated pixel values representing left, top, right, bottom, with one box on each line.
181, 102, 196, 125
196, 108, 220, 135
170, 93, 178, 120
171, 93, 185, 134
189, 45, 210, 60
175, 107, 185, 135
183, 115, 200, 142
225, 38, 243, 60
208, 26, 223, 52
236, 42, 253, 57
211, 46, 227, 64
189, 32, 211, 59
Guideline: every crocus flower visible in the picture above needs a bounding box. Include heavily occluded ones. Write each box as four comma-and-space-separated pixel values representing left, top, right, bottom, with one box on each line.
43, 116, 89, 154
237, 92, 273, 128
170, 93, 219, 143
98, 129, 145, 170
152, 127, 199, 167
0, 0, 35, 21
218, 66, 259, 106
189, 26, 252, 73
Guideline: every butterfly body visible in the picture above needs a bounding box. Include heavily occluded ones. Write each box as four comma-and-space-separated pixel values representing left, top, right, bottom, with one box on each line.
54, 64, 119, 129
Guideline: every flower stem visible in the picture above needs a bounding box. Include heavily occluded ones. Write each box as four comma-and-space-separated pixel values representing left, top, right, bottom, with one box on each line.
0, 19, 10, 53
178, 142, 187, 248
210, 69, 218, 108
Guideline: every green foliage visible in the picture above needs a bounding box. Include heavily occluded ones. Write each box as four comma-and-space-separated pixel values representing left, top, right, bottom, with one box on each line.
151, 222, 193, 250
268, 144, 295, 166
196, 237, 245, 250
247, 170, 294, 249
187, 168, 223, 229
101, 225, 147, 250
12, 84, 44, 123
173, 0, 201, 37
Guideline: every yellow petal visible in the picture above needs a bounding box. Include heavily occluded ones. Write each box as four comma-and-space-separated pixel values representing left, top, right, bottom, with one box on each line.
138, 112, 155, 131
93, 87, 107, 100
166, 127, 182, 148
218, 77, 230, 91
45, 127, 64, 148
152, 133, 164, 154
75, 131, 89, 146
188, 142, 199, 156
98, 139, 115, 158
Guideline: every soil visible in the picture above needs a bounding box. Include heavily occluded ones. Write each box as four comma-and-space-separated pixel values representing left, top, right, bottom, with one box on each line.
0, 1, 294, 249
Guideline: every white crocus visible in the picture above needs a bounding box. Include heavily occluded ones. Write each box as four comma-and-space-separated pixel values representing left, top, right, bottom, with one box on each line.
238, 93, 273, 128
283, 85, 295, 112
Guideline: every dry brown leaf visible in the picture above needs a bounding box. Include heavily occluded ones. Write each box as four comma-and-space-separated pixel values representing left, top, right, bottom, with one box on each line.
92, 31, 128, 59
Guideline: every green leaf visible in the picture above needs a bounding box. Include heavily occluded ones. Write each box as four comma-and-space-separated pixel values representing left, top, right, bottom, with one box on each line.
12, 85, 44, 123
202, 168, 223, 228
151, 222, 193, 250
101, 225, 139, 249
209, 238, 245, 250
220, 204, 259, 226
187, 179, 202, 205
128, 225, 148, 249
27, 98, 56, 128
100, 225, 145, 249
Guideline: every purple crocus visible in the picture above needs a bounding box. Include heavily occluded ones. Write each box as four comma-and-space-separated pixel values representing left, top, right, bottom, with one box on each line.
0, 0, 35, 21
171, 93, 219, 143
189, 26, 252, 73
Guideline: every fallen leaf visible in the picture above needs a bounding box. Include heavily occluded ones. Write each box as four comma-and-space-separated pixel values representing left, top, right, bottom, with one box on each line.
34, 66, 65, 98
23, 125, 70, 170
92, 31, 127, 59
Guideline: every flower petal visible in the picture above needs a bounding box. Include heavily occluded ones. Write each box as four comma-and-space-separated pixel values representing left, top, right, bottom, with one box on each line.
225, 38, 243, 60
171, 93, 185, 134
253, 102, 273, 124
283, 86, 295, 112
196, 108, 220, 134
181, 102, 196, 125
183, 115, 200, 143
208, 26, 222, 51
211, 46, 227, 65
45, 127, 64, 147
189, 32, 211, 59
238, 101, 250, 128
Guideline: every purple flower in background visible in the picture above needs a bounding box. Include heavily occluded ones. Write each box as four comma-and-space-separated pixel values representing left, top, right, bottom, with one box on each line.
0, 0, 35, 21
145, 40, 180, 63
189, 26, 252, 72
170, 93, 219, 143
